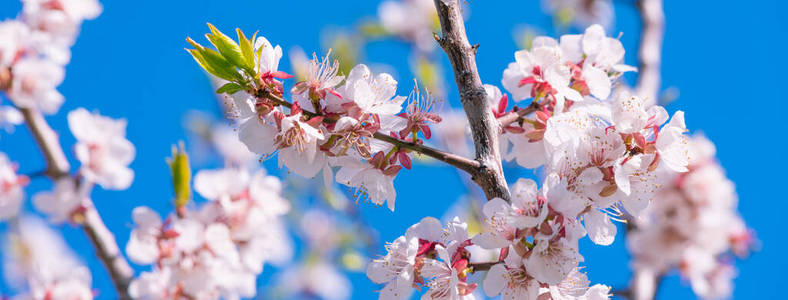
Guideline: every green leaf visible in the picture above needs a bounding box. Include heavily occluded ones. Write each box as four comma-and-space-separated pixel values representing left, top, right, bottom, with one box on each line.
201, 48, 243, 81
216, 82, 244, 94
167, 142, 191, 210
205, 23, 246, 70
237, 28, 255, 72
187, 48, 215, 75
186, 37, 240, 81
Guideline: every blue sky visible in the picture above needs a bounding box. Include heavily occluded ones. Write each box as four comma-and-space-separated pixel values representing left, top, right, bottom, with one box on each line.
0, 0, 786, 299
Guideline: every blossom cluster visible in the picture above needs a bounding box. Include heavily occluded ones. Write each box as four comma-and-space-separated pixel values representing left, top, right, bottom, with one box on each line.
0, 0, 131, 223
364, 23, 691, 300
125, 168, 292, 299
500, 24, 689, 246
367, 213, 611, 300
627, 134, 754, 299
28, 108, 135, 224
189, 25, 443, 211
3, 217, 94, 300
0, 0, 102, 115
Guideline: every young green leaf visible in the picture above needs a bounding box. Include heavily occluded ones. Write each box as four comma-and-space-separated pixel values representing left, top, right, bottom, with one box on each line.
205, 23, 245, 70
187, 37, 240, 81
201, 48, 243, 81
216, 82, 244, 94
167, 142, 191, 210
236, 28, 255, 72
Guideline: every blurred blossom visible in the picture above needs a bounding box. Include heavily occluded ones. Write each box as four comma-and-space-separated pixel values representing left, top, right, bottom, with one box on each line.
0, 153, 27, 221
542, 0, 614, 30
276, 261, 352, 300
377, 0, 440, 53
628, 134, 755, 300
3, 217, 93, 299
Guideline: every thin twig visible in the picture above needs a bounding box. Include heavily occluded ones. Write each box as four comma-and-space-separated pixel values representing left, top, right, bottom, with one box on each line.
255, 88, 483, 176
432, 0, 511, 201
635, 0, 664, 105
469, 261, 498, 272
19, 107, 134, 299
497, 101, 541, 128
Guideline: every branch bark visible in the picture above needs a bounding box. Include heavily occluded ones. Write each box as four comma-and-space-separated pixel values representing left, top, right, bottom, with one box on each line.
469, 261, 497, 272
372, 132, 480, 174
635, 0, 665, 105
20, 108, 70, 179
20, 107, 134, 299
432, 0, 511, 201
497, 102, 541, 128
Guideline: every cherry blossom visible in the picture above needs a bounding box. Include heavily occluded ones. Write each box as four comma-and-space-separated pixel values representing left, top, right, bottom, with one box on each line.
366, 235, 419, 300
334, 155, 397, 211
0, 21, 30, 68
32, 177, 89, 223
483, 250, 540, 300
277, 261, 352, 300
542, 0, 614, 29
126, 168, 292, 299
501, 38, 581, 112
377, 0, 439, 52
339, 64, 406, 116
627, 134, 753, 300
68, 108, 135, 190
2, 217, 93, 300
0, 106, 24, 135
21, 0, 102, 46
0, 153, 27, 221
6, 57, 65, 114
291, 52, 344, 113
420, 245, 476, 300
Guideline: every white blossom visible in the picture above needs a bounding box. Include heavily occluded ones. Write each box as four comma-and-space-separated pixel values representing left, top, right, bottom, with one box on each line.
7, 57, 64, 114
32, 177, 88, 223
3, 217, 93, 300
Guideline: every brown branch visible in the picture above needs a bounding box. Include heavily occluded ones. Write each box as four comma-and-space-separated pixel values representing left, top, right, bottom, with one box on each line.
20, 107, 134, 299
372, 132, 479, 174
433, 0, 510, 201
255, 89, 483, 176
20, 108, 70, 179
79, 205, 134, 299
635, 0, 664, 105
469, 261, 498, 272
497, 101, 541, 128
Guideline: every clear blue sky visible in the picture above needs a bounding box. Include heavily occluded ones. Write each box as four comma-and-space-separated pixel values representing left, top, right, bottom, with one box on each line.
0, 0, 785, 299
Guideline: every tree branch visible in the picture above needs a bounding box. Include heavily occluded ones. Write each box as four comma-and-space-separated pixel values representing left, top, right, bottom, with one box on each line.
372, 132, 480, 174
497, 101, 541, 128
255, 89, 483, 176
469, 261, 498, 272
432, 0, 510, 201
20, 107, 134, 299
80, 204, 134, 299
635, 0, 664, 105
20, 108, 70, 179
